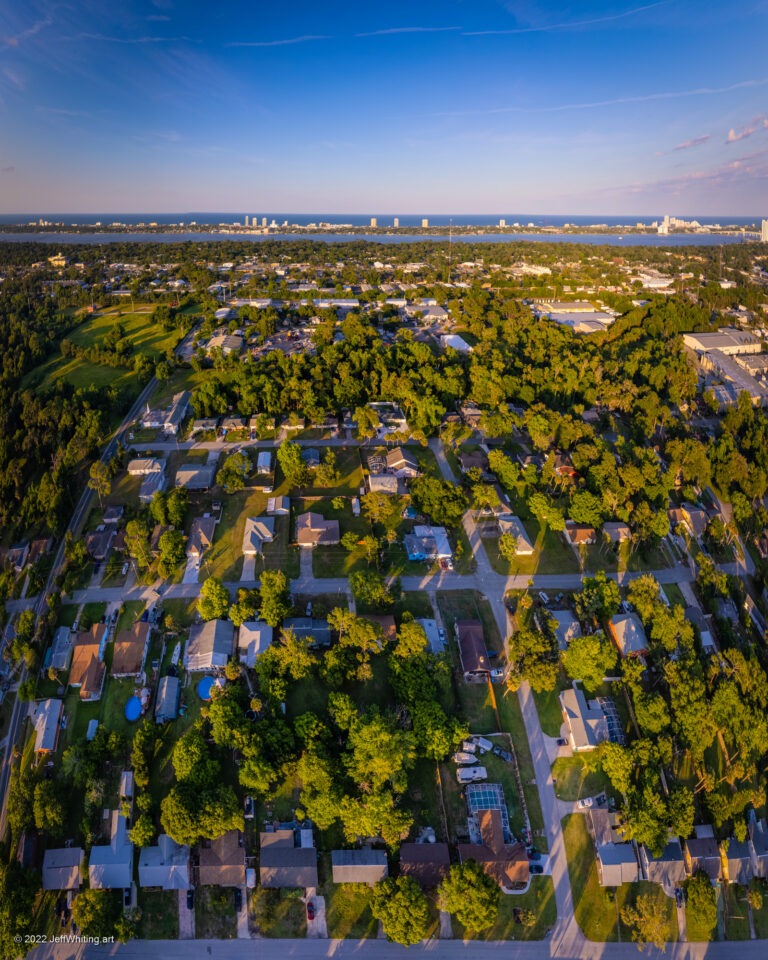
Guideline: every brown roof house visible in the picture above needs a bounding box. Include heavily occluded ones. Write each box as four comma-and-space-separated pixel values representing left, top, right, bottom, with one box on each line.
111, 621, 150, 678
187, 517, 217, 558
43, 848, 84, 891
69, 624, 107, 701
198, 830, 245, 887
296, 511, 340, 547
459, 450, 490, 475
399, 842, 451, 887
457, 810, 529, 890
456, 620, 490, 683
609, 613, 649, 658
565, 522, 597, 546
259, 827, 318, 889
84, 528, 115, 562
361, 614, 397, 645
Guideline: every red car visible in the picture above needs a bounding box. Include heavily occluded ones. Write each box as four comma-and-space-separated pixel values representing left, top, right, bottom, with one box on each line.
306, 902, 315, 921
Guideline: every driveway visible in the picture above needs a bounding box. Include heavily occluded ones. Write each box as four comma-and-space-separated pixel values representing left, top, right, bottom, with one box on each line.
304, 888, 327, 939
236, 883, 250, 939
177, 889, 194, 939
182, 557, 200, 584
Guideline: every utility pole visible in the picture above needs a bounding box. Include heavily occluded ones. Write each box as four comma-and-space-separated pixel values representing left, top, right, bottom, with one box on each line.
447, 219, 453, 285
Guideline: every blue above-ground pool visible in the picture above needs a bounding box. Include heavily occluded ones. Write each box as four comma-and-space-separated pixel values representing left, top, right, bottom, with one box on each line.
197, 676, 215, 700
125, 696, 142, 722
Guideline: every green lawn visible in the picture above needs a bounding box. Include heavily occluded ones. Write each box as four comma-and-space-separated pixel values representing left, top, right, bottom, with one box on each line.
662, 582, 686, 607
58, 604, 79, 628
161, 597, 198, 628
749, 879, 768, 937
299, 497, 372, 578
116, 600, 145, 634
485, 524, 580, 576
250, 888, 307, 938
532, 669, 570, 737
196, 885, 238, 939
204, 487, 266, 581
723, 883, 751, 941
618, 881, 678, 945
456, 877, 557, 940
552, 756, 614, 802
276, 446, 364, 498
79, 602, 107, 628
562, 813, 619, 941
685, 887, 718, 942
322, 882, 377, 939
136, 889, 179, 939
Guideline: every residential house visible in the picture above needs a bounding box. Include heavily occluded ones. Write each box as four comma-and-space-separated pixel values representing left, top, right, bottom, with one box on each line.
190, 418, 219, 435
282, 618, 331, 647
559, 683, 609, 752
551, 610, 582, 651
27, 537, 53, 565
4, 542, 30, 573
681, 503, 709, 539
238, 622, 273, 668
242, 516, 275, 555
111, 621, 150, 678
361, 614, 397, 645
367, 453, 386, 474
302, 447, 321, 469
724, 838, 753, 885
684, 607, 717, 655
266, 496, 290, 516
139, 835, 190, 890
640, 840, 686, 889
103, 505, 124, 525
220, 416, 246, 433
175, 464, 216, 490
184, 620, 235, 672
34, 699, 64, 755
155, 676, 179, 723
368, 474, 399, 495
187, 517, 217, 558
296, 512, 340, 547
457, 810, 529, 890
459, 402, 484, 428
140, 391, 189, 435
85, 529, 115, 562
42, 848, 84, 891
259, 827, 318, 889
69, 625, 107, 701
50, 626, 74, 671
755, 530, 768, 561
416, 618, 443, 654
748, 818, 768, 878
198, 830, 246, 887
496, 516, 535, 555
684, 826, 722, 881
89, 810, 134, 889
331, 849, 388, 885
127, 458, 163, 477
565, 523, 597, 546
458, 450, 490, 475
399, 842, 451, 887
412, 524, 452, 559
404, 534, 438, 562
590, 810, 639, 886
457, 620, 490, 683
386, 447, 419, 477
609, 614, 649, 658
603, 522, 632, 545
207, 334, 244, 355
554, 452, 578, 479
257, 451, 272, 474
149, 523, 171, 557
140, 469, 167, 504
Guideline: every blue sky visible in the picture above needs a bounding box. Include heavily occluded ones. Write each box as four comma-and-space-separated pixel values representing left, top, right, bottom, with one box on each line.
1, 0, 767, 214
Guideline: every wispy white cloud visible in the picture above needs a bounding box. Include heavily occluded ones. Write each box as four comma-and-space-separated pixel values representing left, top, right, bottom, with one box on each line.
673, 134, 710, 150
2, 16, 52, 48
619, 150, 768, 195
227, 35, 330, 47
356, 26, 461, 37
35, 105, 93, 118
464, 1, 669, 36
439, 77, 768, 116
726, 115, 768, 143
1, 66, 24, 91
69, 33, 194, 44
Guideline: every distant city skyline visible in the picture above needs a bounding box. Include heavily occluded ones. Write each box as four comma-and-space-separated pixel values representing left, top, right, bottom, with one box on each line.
1, 0, 767, 214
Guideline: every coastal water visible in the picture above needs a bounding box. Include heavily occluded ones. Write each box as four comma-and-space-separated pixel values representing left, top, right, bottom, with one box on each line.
0, 231, 754, 247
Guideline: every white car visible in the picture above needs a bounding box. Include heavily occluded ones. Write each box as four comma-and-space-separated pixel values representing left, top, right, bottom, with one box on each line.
577, 797, 594, 809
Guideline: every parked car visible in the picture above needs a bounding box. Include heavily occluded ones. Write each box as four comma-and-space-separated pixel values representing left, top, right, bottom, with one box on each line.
490, 667, 505, 680
306, 902, 315, 921
556, 737, 568, 747
577, 797, 593, 809
123, 888, 131, 907
675, 888, 683, 908
121, 561, 129, 575
234, 888, 242, 912
243, 796, 254, 820
530, 864, 544, 874
492, 745, 513, 763
528, 850, 542, 861
140, 609, 149, 622
438, 628, 445, 642
187, 889, 194, 910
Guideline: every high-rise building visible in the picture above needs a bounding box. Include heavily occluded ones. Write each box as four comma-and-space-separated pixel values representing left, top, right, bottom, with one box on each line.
262, 216, 267, 227
393, 217, 399, 227
370, 217, 377, 227
499, 219, 506, 227
762, 219, 768, 242
244, 215, 249, 227
421, 218, 429, 228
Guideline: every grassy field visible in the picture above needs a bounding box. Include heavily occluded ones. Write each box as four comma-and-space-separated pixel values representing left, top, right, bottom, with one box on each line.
116, 599, 145, 633
485, 524, 580, 576
723, 883, 751, 941
749, 879, 768, 937
455, 877, 557, 940
532, 668, 571, 737
685, 886, 718, 942
552, 756, 614, 802
250, 888, 307, 937
136, 889, 179, 939
195, 885, 238, 939
25, 304, 182, 392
